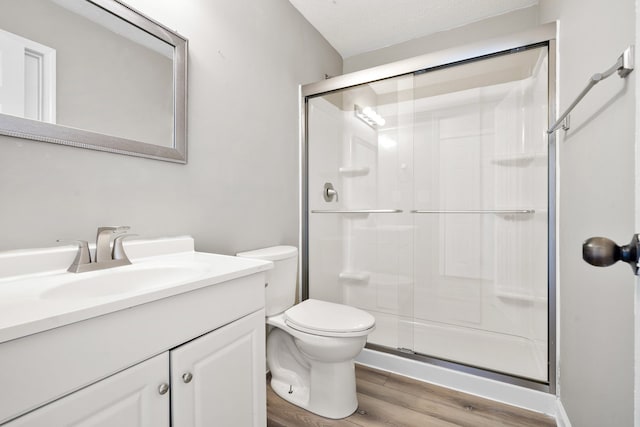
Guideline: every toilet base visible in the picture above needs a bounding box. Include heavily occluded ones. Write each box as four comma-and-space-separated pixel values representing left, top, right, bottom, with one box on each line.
267, 328, 360, 419
269, 359, 358, 419
270, 377, 310, 412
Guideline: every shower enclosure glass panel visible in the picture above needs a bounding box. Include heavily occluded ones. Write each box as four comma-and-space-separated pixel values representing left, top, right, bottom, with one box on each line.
307, 46, 549, 382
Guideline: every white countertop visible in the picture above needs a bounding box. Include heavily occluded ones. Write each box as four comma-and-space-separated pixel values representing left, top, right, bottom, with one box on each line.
0, 237, 272, 344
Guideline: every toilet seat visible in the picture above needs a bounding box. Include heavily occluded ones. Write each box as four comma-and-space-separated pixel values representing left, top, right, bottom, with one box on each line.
284, 299, 375, 338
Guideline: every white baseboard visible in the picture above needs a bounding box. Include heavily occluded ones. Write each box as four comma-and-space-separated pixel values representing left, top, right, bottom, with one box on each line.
554, 398, 572, 427
356, 348, 558, 418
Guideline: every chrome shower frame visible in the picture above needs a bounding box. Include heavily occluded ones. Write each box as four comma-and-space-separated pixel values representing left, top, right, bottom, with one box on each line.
299, 23, 557, 393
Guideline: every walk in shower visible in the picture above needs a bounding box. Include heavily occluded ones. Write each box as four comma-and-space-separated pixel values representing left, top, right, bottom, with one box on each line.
301, 29, 556, 391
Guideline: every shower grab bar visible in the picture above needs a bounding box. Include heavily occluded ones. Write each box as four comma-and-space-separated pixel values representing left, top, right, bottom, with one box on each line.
547, 45, 634, 134
411, 209, 535, 214
311, 209, 403, 214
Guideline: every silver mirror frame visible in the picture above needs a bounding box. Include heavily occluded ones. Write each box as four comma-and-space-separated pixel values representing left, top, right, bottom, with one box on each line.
0, 0, 188, 163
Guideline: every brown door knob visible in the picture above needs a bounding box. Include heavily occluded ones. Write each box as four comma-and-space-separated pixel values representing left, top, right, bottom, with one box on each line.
582, 234, 639, 275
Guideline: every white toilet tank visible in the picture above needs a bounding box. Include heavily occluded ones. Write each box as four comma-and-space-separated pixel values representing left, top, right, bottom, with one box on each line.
237, 246, 298, 316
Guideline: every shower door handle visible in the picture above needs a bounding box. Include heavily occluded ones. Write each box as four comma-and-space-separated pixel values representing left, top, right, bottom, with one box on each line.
582, 234, 640, 275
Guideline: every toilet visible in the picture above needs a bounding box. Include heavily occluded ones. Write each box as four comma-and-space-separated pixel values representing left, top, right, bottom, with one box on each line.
236, 245, 375, 419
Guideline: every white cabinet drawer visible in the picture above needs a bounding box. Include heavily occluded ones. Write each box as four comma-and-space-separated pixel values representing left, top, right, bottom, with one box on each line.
6, 353, 170, 427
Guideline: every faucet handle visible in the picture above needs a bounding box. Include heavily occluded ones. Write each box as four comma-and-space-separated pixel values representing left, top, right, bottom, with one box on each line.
323, 182, 339, 202
57, 240, 91, 270
112, 234, 138, 263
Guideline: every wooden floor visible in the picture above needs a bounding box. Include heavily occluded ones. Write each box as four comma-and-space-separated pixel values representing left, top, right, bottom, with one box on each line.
267, 365, 556, 427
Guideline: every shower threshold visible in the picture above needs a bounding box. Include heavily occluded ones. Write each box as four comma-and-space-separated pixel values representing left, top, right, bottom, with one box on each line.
364, 343, 550, 393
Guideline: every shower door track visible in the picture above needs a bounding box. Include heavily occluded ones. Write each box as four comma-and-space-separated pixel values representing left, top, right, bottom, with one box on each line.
300, 23, 557, 394
366, 343, 550, 392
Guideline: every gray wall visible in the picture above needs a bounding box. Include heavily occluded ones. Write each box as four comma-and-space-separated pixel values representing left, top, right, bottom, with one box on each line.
539, 1, 635, 426
339, 2, 636, 426
0, 0, 342, 255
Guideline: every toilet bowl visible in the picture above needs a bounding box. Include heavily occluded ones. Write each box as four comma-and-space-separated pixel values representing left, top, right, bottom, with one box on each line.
237, 246, 375, 419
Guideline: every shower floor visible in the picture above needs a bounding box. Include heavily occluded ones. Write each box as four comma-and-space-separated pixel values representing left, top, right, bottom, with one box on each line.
266, 365, 556, 426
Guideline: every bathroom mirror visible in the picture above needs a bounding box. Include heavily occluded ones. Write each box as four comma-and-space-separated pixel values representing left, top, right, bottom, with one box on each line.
0, 0, 188, 163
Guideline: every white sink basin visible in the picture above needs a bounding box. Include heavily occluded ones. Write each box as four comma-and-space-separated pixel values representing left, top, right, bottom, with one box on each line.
0, 237, 273, 345
40, 265, 204, 300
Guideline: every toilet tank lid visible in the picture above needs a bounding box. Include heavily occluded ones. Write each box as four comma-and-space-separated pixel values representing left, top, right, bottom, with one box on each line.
236, 245, 298, 261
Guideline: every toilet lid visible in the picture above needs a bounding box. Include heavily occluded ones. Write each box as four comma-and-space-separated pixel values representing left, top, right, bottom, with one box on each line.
284, 299, 375, 335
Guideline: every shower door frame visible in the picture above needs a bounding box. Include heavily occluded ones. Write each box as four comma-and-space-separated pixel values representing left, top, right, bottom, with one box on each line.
299, 23, 557, 393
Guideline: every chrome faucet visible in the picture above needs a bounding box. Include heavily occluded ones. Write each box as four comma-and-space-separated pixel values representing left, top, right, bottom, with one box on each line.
95, 226, 130, 262
60, 226, 135, 273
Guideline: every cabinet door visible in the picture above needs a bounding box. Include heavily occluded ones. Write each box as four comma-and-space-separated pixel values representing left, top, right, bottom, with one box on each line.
171, 309, 266, 427
6, 353, 170, 427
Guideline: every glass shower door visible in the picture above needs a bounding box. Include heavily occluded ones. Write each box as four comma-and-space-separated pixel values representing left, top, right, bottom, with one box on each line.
307, 74, 416, 352
410, 47, 549, 381
306, 45, 549, 383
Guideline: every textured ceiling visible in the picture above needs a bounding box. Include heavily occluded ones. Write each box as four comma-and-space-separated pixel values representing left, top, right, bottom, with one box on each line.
288, 0, 539, 58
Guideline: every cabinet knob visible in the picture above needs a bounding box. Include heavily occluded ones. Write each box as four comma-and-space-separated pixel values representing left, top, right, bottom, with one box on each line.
182, 372, 193, 383
158, 383, 169, 395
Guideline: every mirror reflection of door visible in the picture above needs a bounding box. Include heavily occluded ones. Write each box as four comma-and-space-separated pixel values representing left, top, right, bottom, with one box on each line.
0, 28, 55, 123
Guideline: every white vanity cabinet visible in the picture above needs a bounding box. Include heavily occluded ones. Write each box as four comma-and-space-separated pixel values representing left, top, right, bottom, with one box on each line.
171, 309, 266, 426
5, 309, 266, 427
0, 238, 272, 426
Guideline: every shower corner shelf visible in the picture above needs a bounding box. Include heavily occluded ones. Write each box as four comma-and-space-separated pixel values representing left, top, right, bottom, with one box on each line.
339, 271, 370, 282
339, 166, 370, 177
490, 152, 546, 166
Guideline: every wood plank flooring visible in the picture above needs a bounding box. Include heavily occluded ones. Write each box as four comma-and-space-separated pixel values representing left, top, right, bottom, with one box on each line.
267, 365, 556, 427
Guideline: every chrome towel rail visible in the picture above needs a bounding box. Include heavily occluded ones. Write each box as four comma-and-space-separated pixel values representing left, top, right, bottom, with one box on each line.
311, 209, 403, 214
411, 209, 535, 214
547, 45, 634, 134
